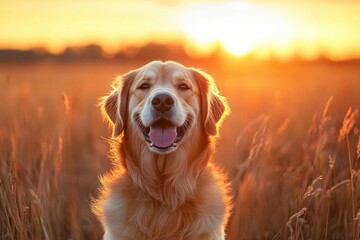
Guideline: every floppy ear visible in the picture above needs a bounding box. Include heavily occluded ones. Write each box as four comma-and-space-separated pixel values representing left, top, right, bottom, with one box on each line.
101, 70, 137, 137
192, 69, 230, 136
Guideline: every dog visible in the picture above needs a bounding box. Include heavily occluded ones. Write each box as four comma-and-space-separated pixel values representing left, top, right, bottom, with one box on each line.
92, 61, 231, 240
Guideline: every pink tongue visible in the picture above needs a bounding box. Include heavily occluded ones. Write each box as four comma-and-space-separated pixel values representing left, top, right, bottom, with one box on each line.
149, 126, 177, 148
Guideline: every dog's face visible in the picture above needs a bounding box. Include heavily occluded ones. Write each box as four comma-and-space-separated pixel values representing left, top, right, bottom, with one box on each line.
102, 61, 229, 155
128, 61, 200, 154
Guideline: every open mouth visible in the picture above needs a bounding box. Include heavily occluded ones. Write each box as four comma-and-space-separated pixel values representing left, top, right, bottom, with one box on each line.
136, 115, 192, 150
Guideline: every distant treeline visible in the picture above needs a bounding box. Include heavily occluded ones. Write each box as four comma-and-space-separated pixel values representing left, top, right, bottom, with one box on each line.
1, 43, 360, 63
0, 43, 192, 62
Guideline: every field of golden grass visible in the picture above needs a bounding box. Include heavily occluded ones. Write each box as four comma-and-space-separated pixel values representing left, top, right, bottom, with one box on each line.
1, 59, 360, 239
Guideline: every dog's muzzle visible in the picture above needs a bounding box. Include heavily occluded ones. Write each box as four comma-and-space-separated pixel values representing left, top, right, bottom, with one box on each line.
135, 92, 192, 152
146, 93, 177, 148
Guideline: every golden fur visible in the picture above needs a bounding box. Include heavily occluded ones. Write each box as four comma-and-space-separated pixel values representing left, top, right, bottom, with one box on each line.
92, 61, 231, 240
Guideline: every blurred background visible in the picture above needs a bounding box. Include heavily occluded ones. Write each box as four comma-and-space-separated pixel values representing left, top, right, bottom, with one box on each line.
1, 0, 360, 239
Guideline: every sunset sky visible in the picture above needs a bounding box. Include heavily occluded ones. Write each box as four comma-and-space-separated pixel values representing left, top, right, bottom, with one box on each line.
1, 0, 360, 60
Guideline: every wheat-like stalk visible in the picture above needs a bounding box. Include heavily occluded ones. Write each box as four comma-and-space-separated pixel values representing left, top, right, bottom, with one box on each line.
286, 207, 307, 240
338, 108, 358, 143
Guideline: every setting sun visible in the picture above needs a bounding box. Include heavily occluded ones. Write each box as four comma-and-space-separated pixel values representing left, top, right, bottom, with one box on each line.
181, 2, 293, 56
0, 0, 360, 60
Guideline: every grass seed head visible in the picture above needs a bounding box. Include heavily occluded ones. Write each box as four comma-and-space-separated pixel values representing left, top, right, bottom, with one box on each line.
338, 108, 358, 142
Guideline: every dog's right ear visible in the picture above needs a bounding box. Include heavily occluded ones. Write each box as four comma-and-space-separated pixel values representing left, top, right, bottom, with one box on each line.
191, 68, 230, 137
100, 70, 137, 137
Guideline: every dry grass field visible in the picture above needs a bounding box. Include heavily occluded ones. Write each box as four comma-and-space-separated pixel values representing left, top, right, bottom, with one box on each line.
1, 59, 360, 239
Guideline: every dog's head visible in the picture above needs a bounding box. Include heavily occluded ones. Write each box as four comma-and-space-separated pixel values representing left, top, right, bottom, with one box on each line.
101, 61, 229, 155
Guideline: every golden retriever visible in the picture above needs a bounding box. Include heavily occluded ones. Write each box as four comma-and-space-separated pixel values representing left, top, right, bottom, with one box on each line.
92, 61, 231, 240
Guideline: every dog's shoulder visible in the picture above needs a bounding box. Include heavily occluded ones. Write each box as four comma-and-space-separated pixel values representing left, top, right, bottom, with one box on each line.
192, 163, 232, 233
101, 169, 132, 213
99, 170, 148, 239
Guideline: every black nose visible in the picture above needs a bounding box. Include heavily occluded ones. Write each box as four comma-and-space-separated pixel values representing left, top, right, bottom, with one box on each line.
151, 93, 174, 113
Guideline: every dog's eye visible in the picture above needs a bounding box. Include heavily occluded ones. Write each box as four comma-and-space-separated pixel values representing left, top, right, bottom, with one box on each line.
138, 83, 150, 90
178, 83, 190, 91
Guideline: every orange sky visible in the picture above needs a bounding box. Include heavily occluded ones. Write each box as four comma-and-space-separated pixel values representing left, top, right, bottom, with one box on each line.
1, 0, 360, 60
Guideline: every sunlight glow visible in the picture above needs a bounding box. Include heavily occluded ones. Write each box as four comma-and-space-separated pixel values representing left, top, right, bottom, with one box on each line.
1, 0, 360, 60
182, 2, 293, 57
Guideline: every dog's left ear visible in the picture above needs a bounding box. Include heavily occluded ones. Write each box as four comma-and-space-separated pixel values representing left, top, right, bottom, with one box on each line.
192, 69, 230, 136
100, 70, 137, 137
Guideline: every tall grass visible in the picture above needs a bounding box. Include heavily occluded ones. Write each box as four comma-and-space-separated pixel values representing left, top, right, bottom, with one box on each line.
0, 60, 359, 239
0, 90, 65, 239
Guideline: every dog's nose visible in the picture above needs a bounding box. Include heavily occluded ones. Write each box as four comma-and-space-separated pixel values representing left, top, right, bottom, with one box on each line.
151, 93, 174, 113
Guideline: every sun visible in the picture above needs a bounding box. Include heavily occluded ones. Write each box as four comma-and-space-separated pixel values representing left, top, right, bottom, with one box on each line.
181, 2, 292, 57
222, 37, 254, 56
